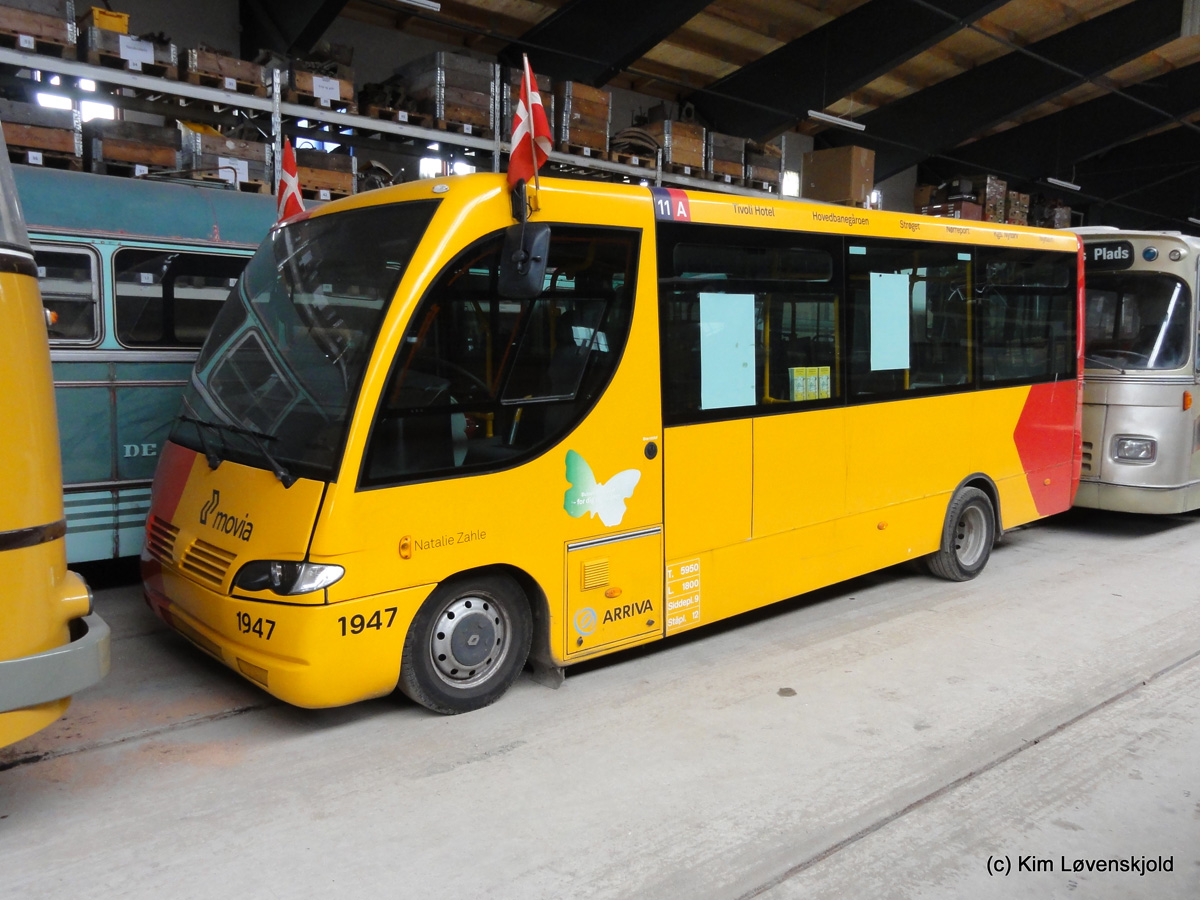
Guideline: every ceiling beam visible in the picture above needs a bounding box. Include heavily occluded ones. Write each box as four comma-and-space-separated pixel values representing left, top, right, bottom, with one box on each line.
240, 0, 349, 58
948, 61, 1200, 181
499, 0, 714, 87
845, 0, 1184, 180
686, 0, 1009, 141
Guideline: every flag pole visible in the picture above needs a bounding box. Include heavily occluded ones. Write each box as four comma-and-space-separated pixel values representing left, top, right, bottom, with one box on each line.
525, 54, 542, 208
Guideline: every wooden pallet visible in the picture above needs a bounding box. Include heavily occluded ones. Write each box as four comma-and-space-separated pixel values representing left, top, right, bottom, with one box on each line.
301, 186, 352, 202
434, 119, 491, 139
664, 162, 704, 179
0, 29, 71, 56
557, 141, 606, 161
284, 89, 357, 115
82, 49, 178, 80
179, 172, 271, 193
2, 121, 78, 155
184, 70, 268, 97
609, 150, 653, 168
7, 147, 81, 170
363, 105, 433, 128
89, 158, 177, 178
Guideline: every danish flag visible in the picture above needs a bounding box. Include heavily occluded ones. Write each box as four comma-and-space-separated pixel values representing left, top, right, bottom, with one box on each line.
507, 54, 553, 189
277, 138, 304, 221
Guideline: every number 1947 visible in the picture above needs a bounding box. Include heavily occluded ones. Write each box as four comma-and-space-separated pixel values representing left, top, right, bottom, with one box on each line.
338, 607, 398, 636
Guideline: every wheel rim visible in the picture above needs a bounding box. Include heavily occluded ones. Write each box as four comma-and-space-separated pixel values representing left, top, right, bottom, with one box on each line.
429, 593, 510, 688
953, 503, 989, 568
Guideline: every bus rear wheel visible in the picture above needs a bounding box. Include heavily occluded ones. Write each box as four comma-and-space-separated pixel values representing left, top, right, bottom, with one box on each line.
924, 487, 995, 582
399, 574, 532, 715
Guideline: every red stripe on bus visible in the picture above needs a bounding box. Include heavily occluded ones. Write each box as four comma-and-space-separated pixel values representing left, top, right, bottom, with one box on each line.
1013, 381, 1079, 517
149, 442, 197, 522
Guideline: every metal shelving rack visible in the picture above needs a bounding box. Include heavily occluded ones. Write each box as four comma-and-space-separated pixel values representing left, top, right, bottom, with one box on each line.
0, 45, 785, 199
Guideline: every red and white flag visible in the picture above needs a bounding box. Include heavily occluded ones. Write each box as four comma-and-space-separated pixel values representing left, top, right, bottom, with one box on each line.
507, 54, 553, 189
277, 138, 304, 221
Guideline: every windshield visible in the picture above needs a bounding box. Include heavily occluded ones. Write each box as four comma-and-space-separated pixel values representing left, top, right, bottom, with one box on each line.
1084, 272, 1191, 371
0, 129, 30, 252
170, 200, 439, 482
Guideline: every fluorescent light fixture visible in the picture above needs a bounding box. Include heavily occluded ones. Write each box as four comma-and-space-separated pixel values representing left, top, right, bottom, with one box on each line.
1188, 217, 1200, 226
391, 0, 440, 10
1046, 177, 1080, 191
807, 109, 866, 132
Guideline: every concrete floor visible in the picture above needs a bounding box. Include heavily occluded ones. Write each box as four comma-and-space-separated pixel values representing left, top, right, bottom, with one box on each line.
1, 508, 1198, 899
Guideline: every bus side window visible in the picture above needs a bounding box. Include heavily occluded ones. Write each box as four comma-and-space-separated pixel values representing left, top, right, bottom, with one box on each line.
33, 246, 99, 343
114, 249, 247, 347
360, 226, 640, 488
845, 240, 971, 398
977, 248, 1076, 383
657, 225, 840, 423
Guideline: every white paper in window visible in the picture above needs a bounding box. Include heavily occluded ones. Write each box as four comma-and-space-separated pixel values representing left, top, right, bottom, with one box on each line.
217, 156, 249, 185
870, 271, 910, 371
699, 292, 756, 409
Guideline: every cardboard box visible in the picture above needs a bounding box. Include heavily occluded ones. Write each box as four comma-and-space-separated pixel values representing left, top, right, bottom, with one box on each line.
77, 6, 126, 33
914, 184, 939, 208
921, 201, 983, 220
802, 145, 874, 204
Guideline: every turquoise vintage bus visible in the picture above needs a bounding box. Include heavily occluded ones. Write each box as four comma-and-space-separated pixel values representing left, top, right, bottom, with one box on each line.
16, 167, 275, 562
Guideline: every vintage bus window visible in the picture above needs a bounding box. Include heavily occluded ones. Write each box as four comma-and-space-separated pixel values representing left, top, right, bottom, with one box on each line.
1084, 272, 1190, 371
114, 249, 247, 347
657, 224, 840, 423
977, 248, 1077, 382
845, 240, 971, 399
33, 246, 98, 343
173, 201, 439, 483
361, 226, 639, 487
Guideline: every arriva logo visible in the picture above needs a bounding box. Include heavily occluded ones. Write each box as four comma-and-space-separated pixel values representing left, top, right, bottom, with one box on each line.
198, 489, 254, 542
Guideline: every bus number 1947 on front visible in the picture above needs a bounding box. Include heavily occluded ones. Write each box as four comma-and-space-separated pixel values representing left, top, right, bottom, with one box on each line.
338, 608, 399, 636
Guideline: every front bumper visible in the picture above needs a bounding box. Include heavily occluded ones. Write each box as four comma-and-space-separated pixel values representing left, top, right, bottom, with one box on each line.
0, 613, 111, 713
143, 567, 434, 709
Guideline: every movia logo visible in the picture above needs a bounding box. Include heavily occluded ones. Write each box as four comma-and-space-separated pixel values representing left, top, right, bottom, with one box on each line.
199, 489, 254, 542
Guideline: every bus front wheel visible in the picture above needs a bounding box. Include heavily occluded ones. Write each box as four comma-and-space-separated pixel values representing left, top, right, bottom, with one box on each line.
924, 487, 995, 582
399, 574, 532, 714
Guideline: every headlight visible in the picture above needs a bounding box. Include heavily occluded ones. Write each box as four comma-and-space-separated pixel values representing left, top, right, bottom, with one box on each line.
1114, 437, 1156, 462
233, 561, 345, 595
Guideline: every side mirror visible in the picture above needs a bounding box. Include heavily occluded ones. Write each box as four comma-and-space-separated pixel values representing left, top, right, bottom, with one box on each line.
498, 221, 550, 299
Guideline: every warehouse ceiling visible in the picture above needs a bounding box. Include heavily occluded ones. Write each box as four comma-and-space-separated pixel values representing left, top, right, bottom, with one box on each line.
263, 0, 1200, 230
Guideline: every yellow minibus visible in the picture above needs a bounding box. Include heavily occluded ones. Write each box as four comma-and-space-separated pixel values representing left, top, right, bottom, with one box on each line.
142, 174, 1082, 713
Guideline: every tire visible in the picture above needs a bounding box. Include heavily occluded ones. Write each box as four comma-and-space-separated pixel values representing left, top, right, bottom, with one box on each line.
924, 487, 996, 582
398, 574, 532, 715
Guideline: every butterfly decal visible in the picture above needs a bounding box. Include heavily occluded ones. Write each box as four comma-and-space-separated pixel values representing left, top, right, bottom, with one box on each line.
563, 450, 641, 527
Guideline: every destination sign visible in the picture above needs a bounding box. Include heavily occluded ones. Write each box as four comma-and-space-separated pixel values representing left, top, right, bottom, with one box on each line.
1085, 240, 1135, 270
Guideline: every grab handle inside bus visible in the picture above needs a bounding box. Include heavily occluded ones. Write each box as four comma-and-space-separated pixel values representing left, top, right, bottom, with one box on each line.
499, 180, 549, 299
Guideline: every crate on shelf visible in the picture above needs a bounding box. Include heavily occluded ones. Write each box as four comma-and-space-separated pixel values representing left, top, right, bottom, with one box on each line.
707, 131, 745, 184
182, 48, 268, 97
801, 145, 868, 203
1005, 190, 1030, 225
747, 139, 784, 189
295, 147, 355, 200
921, 201, 984, 220
180, 126, 270, 191
0, 0, 75, 57
555, 81, 609, 156
500, 64, 553, 142
645, 119, 704, 173
288, 66, 356, 113
398, 50, 496, 136
0, 97, 81, 168
76, 5, 124, 33
84, 119, 180, 176
79, 25, 177, 78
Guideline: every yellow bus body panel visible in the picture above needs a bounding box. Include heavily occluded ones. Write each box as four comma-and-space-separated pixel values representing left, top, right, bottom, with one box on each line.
0, 269, 94, 746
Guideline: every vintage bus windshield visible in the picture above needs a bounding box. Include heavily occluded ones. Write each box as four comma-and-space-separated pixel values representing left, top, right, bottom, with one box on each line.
171, 200, 439, 482
1084, 272, 1191, 370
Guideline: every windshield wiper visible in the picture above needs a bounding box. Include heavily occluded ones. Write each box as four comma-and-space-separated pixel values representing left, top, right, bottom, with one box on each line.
1084, 355, 1126, 374
178, 415, 297, 488
178, 413, 224, 470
